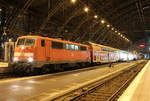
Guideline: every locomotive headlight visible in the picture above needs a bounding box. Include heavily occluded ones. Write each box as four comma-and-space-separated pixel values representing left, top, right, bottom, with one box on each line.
13, 57, 18, 62
21, 46, 25, 50
28, 57, 33, 62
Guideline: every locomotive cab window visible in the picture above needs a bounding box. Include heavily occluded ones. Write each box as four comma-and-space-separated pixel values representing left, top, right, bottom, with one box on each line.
17, 38, 25, 46
25, 39, 35, 46
52, 41, 63, 49
41, 40, 45, 47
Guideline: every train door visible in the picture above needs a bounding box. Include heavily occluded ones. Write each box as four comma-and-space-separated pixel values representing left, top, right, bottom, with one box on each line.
41, 39, 50, 61
40, 39, 46, 60
45, 40, 50, 60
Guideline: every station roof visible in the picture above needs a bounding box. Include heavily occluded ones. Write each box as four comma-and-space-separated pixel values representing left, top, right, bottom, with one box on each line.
0, 0, 150, 50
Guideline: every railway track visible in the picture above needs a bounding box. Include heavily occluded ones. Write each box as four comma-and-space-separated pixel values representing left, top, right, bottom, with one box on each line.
52, 61, 147, 101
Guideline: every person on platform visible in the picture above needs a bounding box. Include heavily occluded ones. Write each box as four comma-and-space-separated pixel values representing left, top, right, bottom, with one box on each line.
109, 62, 113, 68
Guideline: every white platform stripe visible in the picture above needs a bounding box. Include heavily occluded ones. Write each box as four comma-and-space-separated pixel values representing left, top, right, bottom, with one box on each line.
14, 52, 34, 57
118, 61, 150, 101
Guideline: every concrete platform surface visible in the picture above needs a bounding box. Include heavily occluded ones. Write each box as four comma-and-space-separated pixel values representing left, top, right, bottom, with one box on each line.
118, 61, 150, 101
0, 61, 143, 101
0, 62, 9, 73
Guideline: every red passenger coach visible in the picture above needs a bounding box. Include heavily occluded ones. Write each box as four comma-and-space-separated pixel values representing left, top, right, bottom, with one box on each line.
12, 36, 91, 73
89, 42, 120, 64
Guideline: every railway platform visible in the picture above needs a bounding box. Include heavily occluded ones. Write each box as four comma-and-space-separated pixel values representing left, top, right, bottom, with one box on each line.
0, 62, 9, 73
118, 60, 150, 101
0, 60, 144, 101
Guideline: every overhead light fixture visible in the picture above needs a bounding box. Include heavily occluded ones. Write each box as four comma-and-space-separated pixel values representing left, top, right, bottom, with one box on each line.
94, 15, 98, 19
118, 33, 120, 35
101, 20, 105, 24
84, 7, 89, 12
107, 24, 110, 28
70, 0, 76, 4
115, 30, 117, 33
111, 28, 114, 30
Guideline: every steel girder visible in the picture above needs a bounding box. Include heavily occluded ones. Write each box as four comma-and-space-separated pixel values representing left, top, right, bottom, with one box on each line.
58, 5, 83, 33
75, 20, 99, 42
70, 15, 93, 41
10, 0, 35, 30
39, 0, 65, 32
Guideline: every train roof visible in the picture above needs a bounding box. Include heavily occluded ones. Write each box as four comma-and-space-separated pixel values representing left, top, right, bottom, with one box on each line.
18, 35, 135, 54
18, 35, 89, 47
88, 42, 128, 52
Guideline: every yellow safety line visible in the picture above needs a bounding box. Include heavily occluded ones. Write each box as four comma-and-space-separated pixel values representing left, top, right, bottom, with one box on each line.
118, 60, 150, 101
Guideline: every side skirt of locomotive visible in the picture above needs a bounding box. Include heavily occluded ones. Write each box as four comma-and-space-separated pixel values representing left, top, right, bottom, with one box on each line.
9, 60, 91, 75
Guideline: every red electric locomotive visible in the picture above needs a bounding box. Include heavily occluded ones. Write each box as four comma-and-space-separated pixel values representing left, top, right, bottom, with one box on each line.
12, 35, 91, 73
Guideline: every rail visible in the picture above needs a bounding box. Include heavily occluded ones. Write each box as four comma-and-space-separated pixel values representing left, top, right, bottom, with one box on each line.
51, 61, 147, 101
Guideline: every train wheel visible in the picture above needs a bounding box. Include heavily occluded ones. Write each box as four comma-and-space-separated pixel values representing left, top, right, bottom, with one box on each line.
24, 67, 32, 75
13, 65, 21, 74
54, 64, 64, 72
76, 63, 81, 69
41, 67, 50, 74
59, 65, 64, 72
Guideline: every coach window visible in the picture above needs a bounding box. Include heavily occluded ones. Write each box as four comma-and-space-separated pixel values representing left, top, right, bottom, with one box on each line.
41, 40, 45, 47
80, 46, 86, 51
52, 41, 63, 49
111, 50, 114, 52
102, 48, 107, 51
